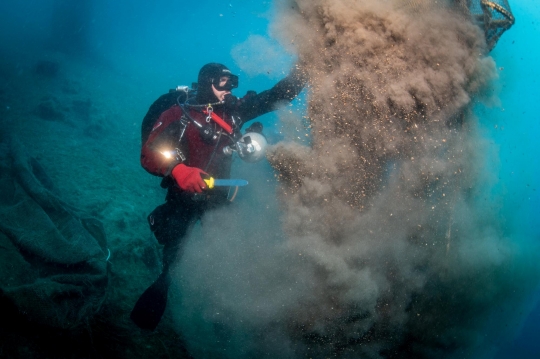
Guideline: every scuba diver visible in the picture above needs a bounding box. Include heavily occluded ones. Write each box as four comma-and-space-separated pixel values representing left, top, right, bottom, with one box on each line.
131, 62, 307, 330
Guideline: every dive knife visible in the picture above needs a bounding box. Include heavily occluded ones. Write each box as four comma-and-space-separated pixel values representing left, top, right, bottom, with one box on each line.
204, 177, 248, 189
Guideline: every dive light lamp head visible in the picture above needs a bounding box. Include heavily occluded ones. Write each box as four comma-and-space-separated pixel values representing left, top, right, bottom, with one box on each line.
235, 132, 268, 163
161, 148, 185, 162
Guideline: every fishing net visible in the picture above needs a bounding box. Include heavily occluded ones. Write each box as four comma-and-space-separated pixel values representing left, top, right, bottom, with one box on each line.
0, 137, 109, 330
474, 0, 515, 50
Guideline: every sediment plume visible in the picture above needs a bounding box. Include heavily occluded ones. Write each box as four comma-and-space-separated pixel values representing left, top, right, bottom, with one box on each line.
171, 1, 540, 358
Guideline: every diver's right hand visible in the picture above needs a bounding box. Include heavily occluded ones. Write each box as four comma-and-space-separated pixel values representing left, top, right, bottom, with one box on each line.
171, 164, 208, 193
223, 93, 239, 110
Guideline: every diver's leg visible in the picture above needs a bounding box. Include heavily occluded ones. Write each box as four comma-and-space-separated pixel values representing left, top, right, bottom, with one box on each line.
148, 198, 203, 271
160, 208, 200, 275
132, 198, 202, 330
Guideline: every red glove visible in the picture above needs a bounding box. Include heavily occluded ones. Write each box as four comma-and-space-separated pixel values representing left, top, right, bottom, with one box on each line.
171, 164, 208, 193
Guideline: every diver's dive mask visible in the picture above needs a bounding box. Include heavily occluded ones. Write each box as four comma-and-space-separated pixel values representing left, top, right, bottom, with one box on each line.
212, 73, 239, 92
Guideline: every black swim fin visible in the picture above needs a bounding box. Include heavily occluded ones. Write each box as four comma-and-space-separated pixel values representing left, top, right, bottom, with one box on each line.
130, 272, 170, 331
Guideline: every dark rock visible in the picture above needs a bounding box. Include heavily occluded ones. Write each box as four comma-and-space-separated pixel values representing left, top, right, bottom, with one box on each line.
35, 100, 65, 121
33, 60, 60, 78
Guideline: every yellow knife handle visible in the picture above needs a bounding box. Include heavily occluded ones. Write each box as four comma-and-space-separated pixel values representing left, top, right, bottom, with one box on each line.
203, 177, 215, 189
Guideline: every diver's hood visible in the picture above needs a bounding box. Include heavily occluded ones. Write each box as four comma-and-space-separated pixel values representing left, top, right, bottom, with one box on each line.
195, 63, 238, 104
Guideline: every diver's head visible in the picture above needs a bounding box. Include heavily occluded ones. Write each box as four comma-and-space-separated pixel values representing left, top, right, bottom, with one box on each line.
196, 63, 238, 104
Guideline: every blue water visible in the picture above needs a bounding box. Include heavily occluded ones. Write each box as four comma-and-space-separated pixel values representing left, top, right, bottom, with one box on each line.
482, 1, 540, 357
0, 0, 539, 358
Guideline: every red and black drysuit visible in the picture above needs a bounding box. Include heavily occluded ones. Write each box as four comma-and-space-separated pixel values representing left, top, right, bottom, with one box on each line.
134, 66, 306, 330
